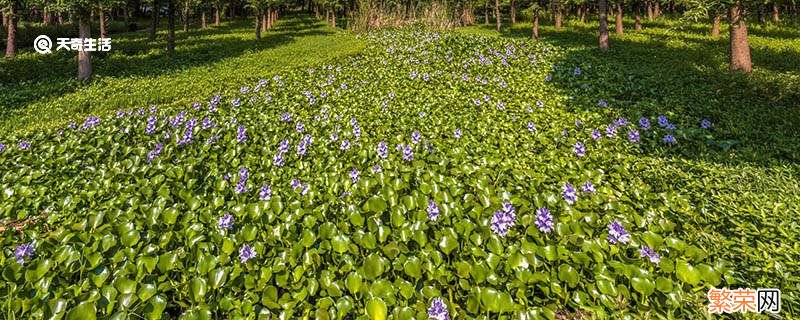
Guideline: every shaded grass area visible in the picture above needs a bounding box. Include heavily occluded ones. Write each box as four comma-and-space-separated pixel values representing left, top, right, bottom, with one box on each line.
0, 15, 364, 134
460, 20, 800, 314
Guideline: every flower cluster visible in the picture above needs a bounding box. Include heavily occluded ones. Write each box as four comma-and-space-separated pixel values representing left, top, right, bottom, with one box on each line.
427, 200, 440, 221
607, 220, 631, 244
234, 167, 249, 194
534, 207, 554, 233
427, 298, 450, 320
490, 202, 516, 237
218, 213, 234, 230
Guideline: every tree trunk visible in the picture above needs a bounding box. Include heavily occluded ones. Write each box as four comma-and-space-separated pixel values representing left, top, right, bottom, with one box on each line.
215, 2, 220, 26
510, 0, 516, 25
711, 13, 720, 37
654, 0, 660, 18
555, 3, 562, 29
599, 0, 610, 51
78, 14, 92, 79
168, 0, 175, 55
1, 13, 6, 29
44, 8, 52, 25
255, 9, 261, 39
332, 10, 336, 29
579, 5, 587, 23
262, 13, 267, 31
5, 5, 15, 58
646, 0, 653, 21
99, 2, 107, 39
151, 0, 160, 40
772, 3, 779, 21
494, 0, 501, 32
325, 7, 329, 23
182, 0, 189, 32
615, 0, 623, 34
58, 12, 63, 24
201, 10, 207, 29
729, 2, 751, 72
484, 3, 489, 25
532, 12, 539, 39
123, 6, 130, 26
635, 3, 642, 31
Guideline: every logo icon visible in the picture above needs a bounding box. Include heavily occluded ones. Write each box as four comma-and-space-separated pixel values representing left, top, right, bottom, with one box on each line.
33, 35, 53, 54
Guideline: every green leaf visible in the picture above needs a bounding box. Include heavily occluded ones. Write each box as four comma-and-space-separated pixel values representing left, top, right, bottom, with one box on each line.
66, 301, 97, 320
366, 298, 387, 320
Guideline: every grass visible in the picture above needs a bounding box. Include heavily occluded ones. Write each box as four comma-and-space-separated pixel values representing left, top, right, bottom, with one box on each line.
0, 16, 366, 134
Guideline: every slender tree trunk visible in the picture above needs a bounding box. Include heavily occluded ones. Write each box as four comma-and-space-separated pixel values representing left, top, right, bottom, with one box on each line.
182, 0, 189, 31
484, 3, 489, 25
314, 4, 320, 19
99, 2, 107, 38
58, 12, 63, 24
579, 5, 587, 23
599, 0, 610, 51
325, 7, 329, 23
215, 2, 220, 26
772, 3, 780, 21
123, 6, 130, 26
710, 13, 720, 37
554, 3, 562, 29
5, 5, 15, 58
654, 0, 660, 18
646, 0, 653, 21
332, 9, 336, 29
151, 0, 160, 40
1, 13, 6, 29
532, 11, 539, 39
510, 0, 516, 25
729, 2, 751, 72
758, 5, 766, 26
262, 13, 267, 31
615, 0, 623, 34
495, 0, 501, 32
255, 9, 260, 39
634, 2, 642, 31
201, 10, 207, 29
78, 14, 92, 79
167, 0, 175, 55
44, 8, 52, 25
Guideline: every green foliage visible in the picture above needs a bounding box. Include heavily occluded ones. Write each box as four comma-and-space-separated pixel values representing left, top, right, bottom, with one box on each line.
1, 14, 799, 319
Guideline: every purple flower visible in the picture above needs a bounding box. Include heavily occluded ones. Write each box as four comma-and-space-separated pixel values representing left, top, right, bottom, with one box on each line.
639, 246, 661, 264
527, 121, 536, 132
147, 143, 163, 163
598, 99, 608, 108
82, 116, 100, 130
562, 183, 578, 205
68, 121, 76, 129
497, 101, 505, 110
218, 213, 234, 230
573, 142, 586, 157
575, 120, 582, 128
300, 184, 309, 195
419, 111, 426, 118
607, 220, 630, 244
239, 244, 256, 263
296, 121, 305, 133
353, 123, 362, 139
639, 117, 650, 130
591, 129, 602, 140
490, 202, 517, 237
581, 182, 596, 194
290, 179, 302, 190
273, 152, 284, 167
454, 129, 462, 138
234, 167, 249, 194
240, 86, 249, 94
427, 201, 440, 221
411, 131, 422, 144
700, 119, 712, 129
666, 123, 676, 131
605, 125, 617, 138
427, 298, 450, 320
236, 125, 247, 143
534, 207, 554, 233
259, 185, 273, 200
574, 67, 582, 75
536, 100, 544, 107
281, 113, 292, 122
149, 105, 158, 113
562, 130, 569, 137
628, 129, 640, 143
341, 140, 351, 150
377, 141, 388, 159
202, 118, 215, 129
232, 98, 240, 107
19, 141, 31, 150
545, 74, 551, 82
206, 135, 219, 144
330, 133, 339, 142
145, 115, 157, 134
296, 140, 308, 156
663, 134, 676, 145
349, 168, 359, 183
192, 102, 202, 110
615, 117, 628, 127
402, 145, 413, 161
14, 244, 35, 264
278, 139, 290, 153
657, 115, 669, 128
0, 144, 6, 152
177, 118, 197, 145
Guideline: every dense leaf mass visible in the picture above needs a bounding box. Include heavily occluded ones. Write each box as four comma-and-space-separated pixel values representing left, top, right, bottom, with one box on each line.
0, 29, 772, 319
